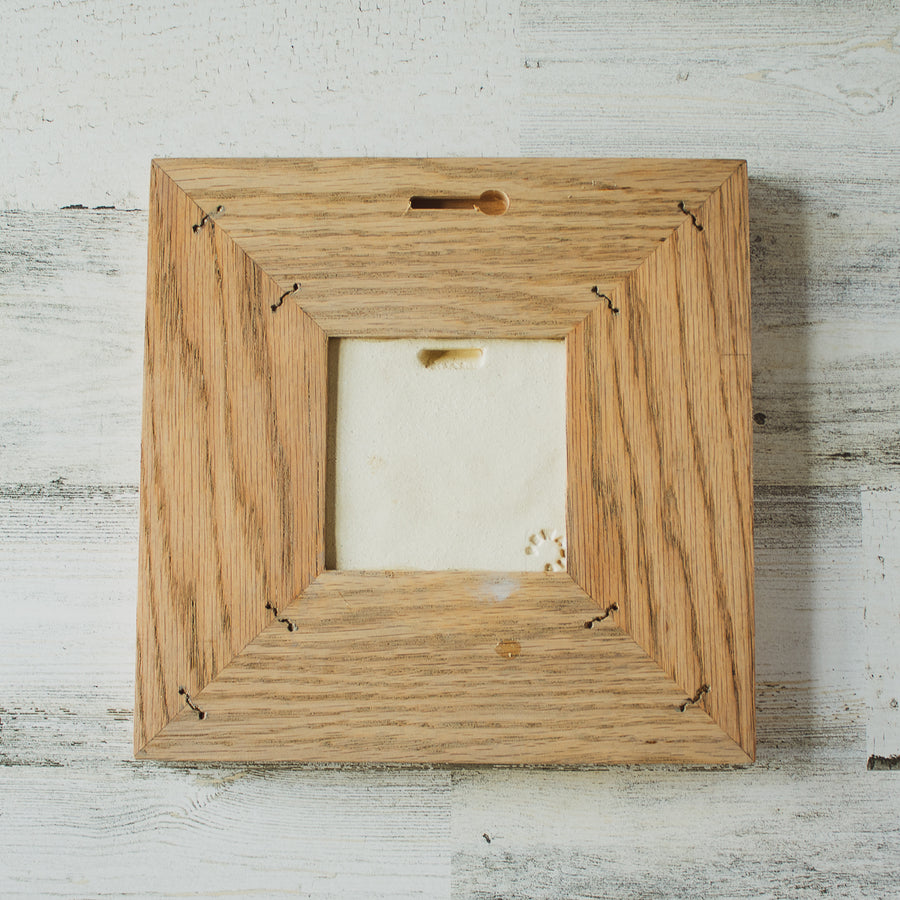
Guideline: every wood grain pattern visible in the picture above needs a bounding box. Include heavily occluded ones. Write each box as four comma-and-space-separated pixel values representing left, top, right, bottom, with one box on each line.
137, 157, 753, 763
140, 572, 749, 763
135, 165, 327, 753
154, 157, 744, 337
567, 164, 754, 757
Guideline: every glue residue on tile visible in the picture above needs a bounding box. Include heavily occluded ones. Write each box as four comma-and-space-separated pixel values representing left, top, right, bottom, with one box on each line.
524, 529, 567, 572
328, 339, 566, 571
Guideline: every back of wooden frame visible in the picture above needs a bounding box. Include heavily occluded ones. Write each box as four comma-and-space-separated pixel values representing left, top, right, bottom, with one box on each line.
136, 158, 753, 763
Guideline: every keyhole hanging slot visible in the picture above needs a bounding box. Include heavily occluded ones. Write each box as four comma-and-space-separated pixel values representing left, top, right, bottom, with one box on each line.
408, 189, 510, 216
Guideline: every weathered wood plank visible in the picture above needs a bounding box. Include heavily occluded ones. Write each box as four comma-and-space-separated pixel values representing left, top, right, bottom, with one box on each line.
450, 763, 900, 900
520, 1, 900, 179
862, 488, 900, 767
0, 767, 451, 898
4, 202, 897, 491
0, 1, 521, 209
0, 210, 146, 485
754, 486, 867, 766
1, 483, 863, 763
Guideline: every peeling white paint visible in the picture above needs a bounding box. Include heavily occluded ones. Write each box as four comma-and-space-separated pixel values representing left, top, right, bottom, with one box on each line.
863, 487, 900, 765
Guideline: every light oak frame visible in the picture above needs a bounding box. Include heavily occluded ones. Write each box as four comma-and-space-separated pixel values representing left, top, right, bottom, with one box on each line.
136, 158, 754, 763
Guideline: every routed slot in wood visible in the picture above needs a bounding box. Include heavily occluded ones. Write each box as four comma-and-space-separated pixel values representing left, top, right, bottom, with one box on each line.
409, 189, 510, 215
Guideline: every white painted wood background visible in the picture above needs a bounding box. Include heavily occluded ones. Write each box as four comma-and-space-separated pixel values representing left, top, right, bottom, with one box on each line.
2, 1, 899, 896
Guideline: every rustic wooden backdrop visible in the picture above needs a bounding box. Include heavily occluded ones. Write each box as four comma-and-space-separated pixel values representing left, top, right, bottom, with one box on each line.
1, 1, 898, 897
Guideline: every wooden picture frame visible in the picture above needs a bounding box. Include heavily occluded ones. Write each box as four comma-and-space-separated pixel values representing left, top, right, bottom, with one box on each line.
136, 158, 754, 764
